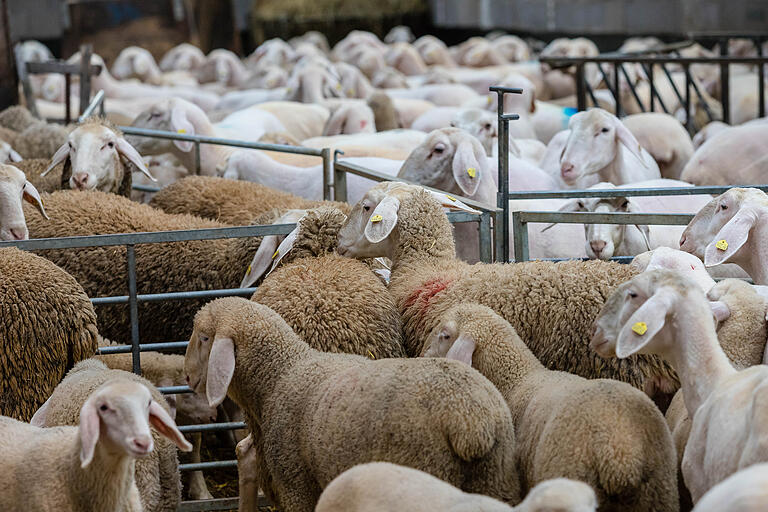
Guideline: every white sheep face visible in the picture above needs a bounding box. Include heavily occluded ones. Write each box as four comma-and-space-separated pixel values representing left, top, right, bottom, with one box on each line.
0, 165, 32, 240
66, 126, 121, 191
337, 187, 397, 259
560, 110, 619, 185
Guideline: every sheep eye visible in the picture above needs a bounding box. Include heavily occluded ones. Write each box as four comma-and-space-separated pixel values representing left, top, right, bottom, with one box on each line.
100, 404, 108, 411
600, 127, 610, 133
199, 334, 210, 343
107, 141, 114, 149
628, 291, 638, 299
363, 205, 371, 212
720, 204, 728, 211
621, 200, 629, 209
484, 123, 492, 130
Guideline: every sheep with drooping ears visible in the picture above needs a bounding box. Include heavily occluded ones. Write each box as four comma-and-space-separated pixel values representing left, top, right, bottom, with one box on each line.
184, 297, 520, 511
336, 182, 676, 400
424, 303, 678, 511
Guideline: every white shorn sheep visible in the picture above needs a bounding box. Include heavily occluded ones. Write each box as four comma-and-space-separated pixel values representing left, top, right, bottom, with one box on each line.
592, 270, 768, 502
316, 463, 597, 512
692, 463, 768, 512
0, 377, 191, 511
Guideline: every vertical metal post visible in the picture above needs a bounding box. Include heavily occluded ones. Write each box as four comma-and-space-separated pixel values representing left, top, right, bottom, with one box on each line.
321, 147, 332, 201
511, 211, 529, 262
757, 39, 765, 119
575, 64, 586, 111
494, 90, 510, 262
64, 74, 71, 125
194, 140, 201, 175
648, 63, 655, 112
78, 44, 92, 117
683, 64, 692, 133
719, 38, 730, 124
126, 245, 141, 375
333, 162, 348, 202
613, 62, 622, 117
478, 211, 492, 263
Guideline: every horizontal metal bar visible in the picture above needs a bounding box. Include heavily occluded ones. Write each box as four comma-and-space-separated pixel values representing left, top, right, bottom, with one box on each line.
0, 223, 297, 251
26, 61, 102, 75
446, 211, 484, 224
158, 385, 193, 394
507, 185, 768, 200
91, 287, 256, 306
539, 56, 768, 65
489, 86, 523, 94
500, 114, 520, 121
333, 161, 498, 214
518, 211, 693, 225
119, 126, 324, 157
132, 184, 161, 193
180, 460, 237, 471
179, 422, 247, 433
97, 341, 189, 354
178, 498, 241, 512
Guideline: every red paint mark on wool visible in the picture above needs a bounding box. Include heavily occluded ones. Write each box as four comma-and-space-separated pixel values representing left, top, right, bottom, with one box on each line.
403, 277, 453, 317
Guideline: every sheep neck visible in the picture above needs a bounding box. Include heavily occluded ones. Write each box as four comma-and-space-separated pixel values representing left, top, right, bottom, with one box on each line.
472, 327, 544, 397
68, 437, 137, 511
389, 194, 456, 273
666, 300, 736, 416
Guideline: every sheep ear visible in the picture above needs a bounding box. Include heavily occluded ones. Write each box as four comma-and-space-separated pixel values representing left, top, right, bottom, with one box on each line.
614, 118, 647, 166
542, 199, 583, 232
30, 395, 53, 427
79, 397, 101, 468
634, 224, 652, 250
241, 234, 281, 288
426, 190, 481, 213
445, 334, 476, 366
451, 140, 481, 197
323, 109, 347, 136
529, 88, 536, 114
364, 196, 400, 243
42, 142, 69, 176
116, 137, 156, 181
206, 336, 235, 408
170, 105, 195, 152
149, 400, 193, 452
615, 288, 676, 358
23, 181, 49, 219
9, 149, 21, 162
710, 300, 730, 323
704, 207, 761, 267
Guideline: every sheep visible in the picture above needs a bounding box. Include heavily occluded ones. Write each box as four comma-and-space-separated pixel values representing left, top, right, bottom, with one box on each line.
336, 182, 677, 398
385, 83, 480, 107
323, 103, 376, 135
384, 26, 415, 44
0, 162, 48, 240
95, 344, 217, 501
691, 121, 730, 150
184, 297, 520, 511
252, 101, 330, 141
679, 187, 768, 284
159, 43, 206, 72
367, 92, 400, 131
591, 270, 768, 502
246, 207, 406, 358
196, 49, 249, 88
39, 117, 155, 195
0, 139, 21, 164
450, 107, 546, 163
558, 108, 661, 188
16, 361, 191, 511
23, 189, 270, 344
692, 463, 768, 512
424, 303, 678, 510
631, 247, 717, 294
0, 245, 98, 421
13, 120, 70, 159
0, 105, 37, 132
622, 113, 694, 180
316, 463, 597, 512
111, 46, 198, 87
148, 175, 349, 226
549, 180, 712, 260
680, 124, 768, 186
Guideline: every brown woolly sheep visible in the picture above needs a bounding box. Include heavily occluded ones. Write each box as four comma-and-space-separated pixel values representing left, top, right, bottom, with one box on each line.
14, 121, 69, 159
248, 207, 406, 358
185, 297, 520, 511
424, 304, 679, 511
23, 190, 275, 343
29, 359, 192, 512
0, 105, 36, 132
336, 182, 678, 398
14, 158, 65, 193
0, 247, 99, 420
149, 175, 350, 226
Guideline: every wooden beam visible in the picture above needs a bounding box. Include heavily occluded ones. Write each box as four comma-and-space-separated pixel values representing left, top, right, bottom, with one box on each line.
0, 0, 18, 110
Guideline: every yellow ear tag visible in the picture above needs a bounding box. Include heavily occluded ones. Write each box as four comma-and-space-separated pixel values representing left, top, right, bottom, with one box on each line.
177, 129, 187, 134
715, 239, 728, 251
247, 264, 251, 274
466, 168, 477, 178
335, 83, 342, 91
371, 214, 383, 223
486, 95, 492, 105
632, 322, 648, 335
446, 195, 457, 202
346, 88, 355, 96
367, 350, 375, 360
271, 249, 279, 260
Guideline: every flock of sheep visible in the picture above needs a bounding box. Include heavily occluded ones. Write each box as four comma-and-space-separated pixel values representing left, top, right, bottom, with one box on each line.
0, 23, 767, 512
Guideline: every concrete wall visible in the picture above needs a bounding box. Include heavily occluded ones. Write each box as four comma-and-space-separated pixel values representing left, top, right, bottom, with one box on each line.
431, 0, 768, 35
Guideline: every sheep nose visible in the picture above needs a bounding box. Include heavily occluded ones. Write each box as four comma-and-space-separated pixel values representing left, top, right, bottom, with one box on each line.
679, 235, 687, 248
590, 240, 606, 257
72, 173, 90, 189
130, 436, 153, 454
560, 162, 575, 179
9, 227, 26, 240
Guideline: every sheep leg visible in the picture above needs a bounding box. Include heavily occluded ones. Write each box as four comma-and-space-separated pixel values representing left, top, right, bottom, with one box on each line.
187, 432, 213, 500
237, 435, 260, 512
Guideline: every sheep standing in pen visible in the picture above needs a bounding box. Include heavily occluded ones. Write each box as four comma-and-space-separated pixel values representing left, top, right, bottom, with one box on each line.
31, 359, 192, 511
591, 270, 768, 503
336, 182, 677, 399
0, 162, 47, 240
316, 463, 598, 512
245, 207, 406, 358
424, 304, 678, 511
23, 190, 274, 343
184, 297, 520, 511
0, 368, 191, 511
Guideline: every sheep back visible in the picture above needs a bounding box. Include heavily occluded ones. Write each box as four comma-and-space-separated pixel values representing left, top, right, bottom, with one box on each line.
252, 254, 406, 358
0, 106, 36, 132
0, 247, 98, 420
14, 158, 65, 193
42, 359, 181, 512
14, 122, 69, 159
